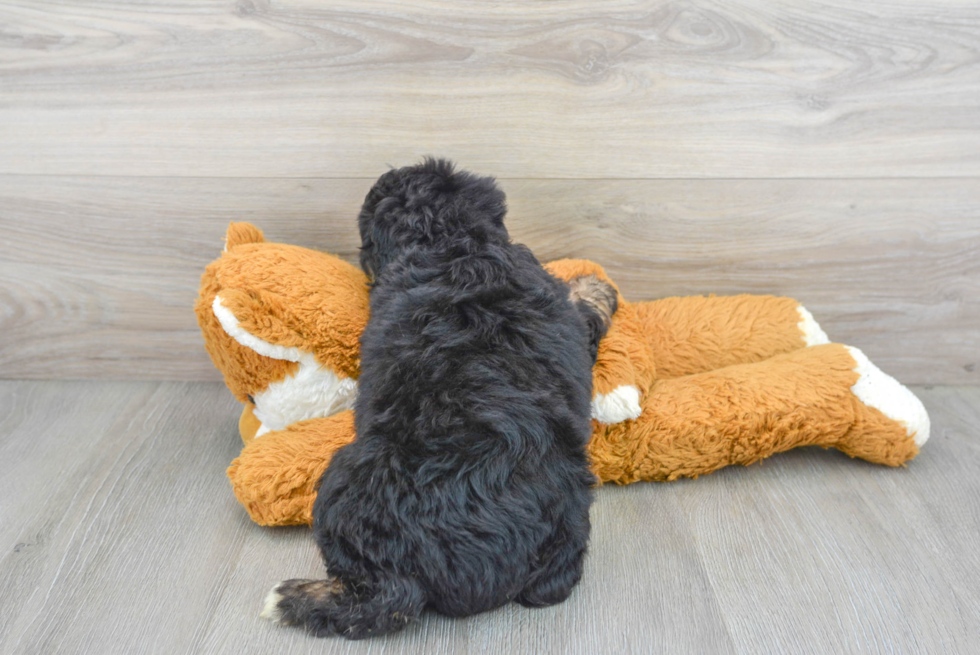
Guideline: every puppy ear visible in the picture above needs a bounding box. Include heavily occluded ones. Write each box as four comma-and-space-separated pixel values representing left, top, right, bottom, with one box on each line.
482, 181, 507, 227
359, 231, 384, 282
359, 201, 405, 280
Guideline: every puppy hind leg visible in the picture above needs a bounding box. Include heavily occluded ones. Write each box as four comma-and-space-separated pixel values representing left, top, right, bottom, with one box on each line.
515, 511, 590, 608
516, 541, 587, 608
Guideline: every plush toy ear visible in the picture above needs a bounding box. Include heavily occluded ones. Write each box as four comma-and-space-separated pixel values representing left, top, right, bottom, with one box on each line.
224, 222, 266, 251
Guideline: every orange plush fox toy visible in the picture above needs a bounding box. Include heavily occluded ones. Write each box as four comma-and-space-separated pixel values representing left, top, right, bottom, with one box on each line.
196, 223, 930, 527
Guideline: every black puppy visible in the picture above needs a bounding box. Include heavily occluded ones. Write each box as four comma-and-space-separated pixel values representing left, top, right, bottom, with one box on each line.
262, 159, 617, 639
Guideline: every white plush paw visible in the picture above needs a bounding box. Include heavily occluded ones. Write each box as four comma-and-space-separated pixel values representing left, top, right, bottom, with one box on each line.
797, 305, 830, 346
591, 385, 642, 424
260, 586, 284, 623
846, 346, 930, 446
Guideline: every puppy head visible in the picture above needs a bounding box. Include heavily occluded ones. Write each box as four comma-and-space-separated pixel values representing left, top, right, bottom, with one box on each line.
358, 158, 508, 279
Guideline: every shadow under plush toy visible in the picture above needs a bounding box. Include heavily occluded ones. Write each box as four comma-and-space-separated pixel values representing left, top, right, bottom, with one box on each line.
196, 222, 930, 527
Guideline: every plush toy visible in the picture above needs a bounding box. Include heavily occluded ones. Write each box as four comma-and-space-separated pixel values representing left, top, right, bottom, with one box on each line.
196, 223, 930, 527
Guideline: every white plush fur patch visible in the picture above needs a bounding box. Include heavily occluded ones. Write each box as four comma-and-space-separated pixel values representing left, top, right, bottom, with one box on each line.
251, 356, 358, 434
591, 385, 642, 424
796, 305, 830, 346
845, 346, 930, 446
213, 295, 358, 436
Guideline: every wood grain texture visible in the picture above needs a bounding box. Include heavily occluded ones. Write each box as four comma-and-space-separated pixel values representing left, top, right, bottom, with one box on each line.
0, 0, 978, 178
677, 385, 980, 653
1, 175, 977, 383
1, 2, 976, 652
1, 380, 977, 654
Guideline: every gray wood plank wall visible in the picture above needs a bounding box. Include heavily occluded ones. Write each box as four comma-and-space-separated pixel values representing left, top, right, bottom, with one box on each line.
1, 1, 978, 383
2, 0, 979, 178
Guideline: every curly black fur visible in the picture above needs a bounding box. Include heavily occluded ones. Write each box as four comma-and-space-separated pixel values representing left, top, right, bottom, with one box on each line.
264, 159, 615, 639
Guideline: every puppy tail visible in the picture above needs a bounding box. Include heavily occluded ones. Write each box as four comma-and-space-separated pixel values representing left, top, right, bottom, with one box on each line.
568, 274, 619, 362
261, 575, 426, 640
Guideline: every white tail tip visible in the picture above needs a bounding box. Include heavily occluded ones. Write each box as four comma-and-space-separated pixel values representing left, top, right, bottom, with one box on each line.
260, 586, 284, 623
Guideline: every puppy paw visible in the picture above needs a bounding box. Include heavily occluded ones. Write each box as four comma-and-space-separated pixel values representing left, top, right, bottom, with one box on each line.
568, 274, 619, 364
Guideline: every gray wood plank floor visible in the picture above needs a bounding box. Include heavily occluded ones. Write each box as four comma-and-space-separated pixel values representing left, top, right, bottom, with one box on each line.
1, 380, 977, 654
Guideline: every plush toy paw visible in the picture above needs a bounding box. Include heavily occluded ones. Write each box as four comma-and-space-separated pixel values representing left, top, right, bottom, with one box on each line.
591, 386, 642, 424
796, 305, 830, 346
846, 346, 930, 446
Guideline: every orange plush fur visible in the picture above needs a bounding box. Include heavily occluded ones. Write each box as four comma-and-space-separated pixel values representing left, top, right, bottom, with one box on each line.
197, 223, 928, 526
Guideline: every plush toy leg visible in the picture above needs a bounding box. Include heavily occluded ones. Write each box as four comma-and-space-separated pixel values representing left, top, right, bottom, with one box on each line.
239, 403, 263, 445
227, 411, 356, 526
633, 295, 830, 379
835, 345, 930, 460
588, 343, 928, 484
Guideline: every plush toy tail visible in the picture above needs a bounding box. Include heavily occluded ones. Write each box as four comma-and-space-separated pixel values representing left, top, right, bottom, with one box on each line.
261, 575, 426, 640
